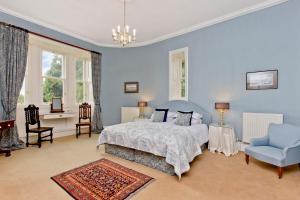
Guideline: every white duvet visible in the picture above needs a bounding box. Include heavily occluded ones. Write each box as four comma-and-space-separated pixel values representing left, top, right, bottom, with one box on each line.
97, 121, 208, 178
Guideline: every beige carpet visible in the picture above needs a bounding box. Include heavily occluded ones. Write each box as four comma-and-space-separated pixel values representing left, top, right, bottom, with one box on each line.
0, 134, 300, 200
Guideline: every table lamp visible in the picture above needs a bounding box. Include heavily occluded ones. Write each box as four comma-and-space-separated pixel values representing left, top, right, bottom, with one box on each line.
215, 102, 230, 126
138, 101, 148, 118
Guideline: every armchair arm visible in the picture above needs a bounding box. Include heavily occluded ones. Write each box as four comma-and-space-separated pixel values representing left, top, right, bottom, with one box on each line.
283, 142, 300, 165
250, 135, 269, 147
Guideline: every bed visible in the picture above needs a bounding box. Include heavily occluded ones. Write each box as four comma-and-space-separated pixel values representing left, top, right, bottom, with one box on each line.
97, 100, 211, 179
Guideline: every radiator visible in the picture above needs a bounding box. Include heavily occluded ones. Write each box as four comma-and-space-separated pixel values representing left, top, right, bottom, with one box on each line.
242, 112, 283, 143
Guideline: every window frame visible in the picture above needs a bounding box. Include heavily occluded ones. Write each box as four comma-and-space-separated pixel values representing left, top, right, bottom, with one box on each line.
169, 47, 189, 101
75, 59, 93, 104
41, 50, 66, 105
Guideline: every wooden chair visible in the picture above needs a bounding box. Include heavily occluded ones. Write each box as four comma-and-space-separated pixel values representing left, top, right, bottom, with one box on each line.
76, 102, 92, 138
24, 105, 53, 148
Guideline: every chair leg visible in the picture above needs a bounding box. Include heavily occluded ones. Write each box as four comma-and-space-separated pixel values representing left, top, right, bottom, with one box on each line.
5, 150, 11, 157
26, 132, 29, 147
245, 154, 249, 165
50, 130, 53, 144
38, 133, 41, 148
76, 126, 78, 138
89, 125, 91, 138
278, 167, 283, 179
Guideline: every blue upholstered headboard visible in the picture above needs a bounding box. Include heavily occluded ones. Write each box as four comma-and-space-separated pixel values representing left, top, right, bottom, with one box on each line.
159, 100, 212, 125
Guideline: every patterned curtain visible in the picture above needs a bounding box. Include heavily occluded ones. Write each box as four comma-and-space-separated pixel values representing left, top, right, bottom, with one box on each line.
91, 51, 103, 133
0, 24, 29, 150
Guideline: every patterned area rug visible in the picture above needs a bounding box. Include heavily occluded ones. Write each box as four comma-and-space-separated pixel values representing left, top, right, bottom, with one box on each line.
51, 158, 154, 200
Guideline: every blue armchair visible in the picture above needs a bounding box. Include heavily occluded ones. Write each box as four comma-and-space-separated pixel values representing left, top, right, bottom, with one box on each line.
245, 123, 300, 178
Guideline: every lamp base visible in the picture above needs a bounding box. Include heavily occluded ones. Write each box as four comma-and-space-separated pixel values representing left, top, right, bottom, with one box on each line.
218, 111, 225, 127
218, 121, 225, 127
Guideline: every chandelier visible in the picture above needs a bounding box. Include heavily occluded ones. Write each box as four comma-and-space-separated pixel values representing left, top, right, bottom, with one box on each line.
112, 0, 136, 46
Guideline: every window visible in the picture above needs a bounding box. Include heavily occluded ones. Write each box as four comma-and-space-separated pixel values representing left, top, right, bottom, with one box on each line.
169, 47, 188, 100
18, 63, 28, 105
76, 59, 93, 103
18, 80, 25, 104
42, 51, 65, 103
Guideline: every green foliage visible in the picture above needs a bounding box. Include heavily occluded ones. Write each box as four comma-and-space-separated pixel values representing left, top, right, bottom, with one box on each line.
76, 82, 84, 103
43, 55, 63, 103
181, 61, 186, 97
18, 94, 25, 104
76, 60, 83, 80
76, 60, 84, 103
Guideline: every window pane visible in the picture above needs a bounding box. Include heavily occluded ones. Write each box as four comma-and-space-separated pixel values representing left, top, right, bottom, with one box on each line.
88, 82, 94, 102
18, 81, 25, 104
76, 82, 84, 103
43, 78, 63, 103
87, 61, 92, 81
42, 51, 63, 78
76, 60, 84, 81
181, 61, 186, 98
169, 50, 188, 100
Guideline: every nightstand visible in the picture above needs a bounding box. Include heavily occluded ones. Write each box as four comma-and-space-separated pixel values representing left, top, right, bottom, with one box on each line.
208, 123, 238, 156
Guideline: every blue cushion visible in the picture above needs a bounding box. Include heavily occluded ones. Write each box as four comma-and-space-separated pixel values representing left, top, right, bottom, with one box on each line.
245, 146, 285, 166
268, 124, 300, 149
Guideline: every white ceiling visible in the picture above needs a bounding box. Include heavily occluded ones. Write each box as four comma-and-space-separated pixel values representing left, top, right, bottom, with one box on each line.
0, 0, 287, 47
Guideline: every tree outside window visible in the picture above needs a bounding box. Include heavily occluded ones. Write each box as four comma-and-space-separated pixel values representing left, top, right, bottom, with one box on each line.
42, 51, 64, 103
76, 59, 92, 103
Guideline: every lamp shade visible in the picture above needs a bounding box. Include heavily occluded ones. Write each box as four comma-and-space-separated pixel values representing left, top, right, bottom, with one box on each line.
215, 102, 230, 110
138, 101, 148, 107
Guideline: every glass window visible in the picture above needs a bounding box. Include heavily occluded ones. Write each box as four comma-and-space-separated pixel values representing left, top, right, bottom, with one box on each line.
18, 80, 25, 104
169, 48, 188, 100
42, 51, 65, 103
76, 59, 93, 103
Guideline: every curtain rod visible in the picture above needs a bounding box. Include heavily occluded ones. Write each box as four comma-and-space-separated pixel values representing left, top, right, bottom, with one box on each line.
0, 21, 101, 55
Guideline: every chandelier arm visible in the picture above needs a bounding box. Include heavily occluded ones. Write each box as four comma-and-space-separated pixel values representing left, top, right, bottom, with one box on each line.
112, 0, 135, 46
124, 0, 126, 29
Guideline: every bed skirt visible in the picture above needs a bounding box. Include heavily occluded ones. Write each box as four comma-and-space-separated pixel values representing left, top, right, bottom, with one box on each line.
105, 143, 207, 175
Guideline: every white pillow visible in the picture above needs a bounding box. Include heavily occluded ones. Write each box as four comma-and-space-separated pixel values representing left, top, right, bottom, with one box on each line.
192, 112, 203, 120
191, 118, 202, 125
166, 112, 177, 123
167, 112, 177, 118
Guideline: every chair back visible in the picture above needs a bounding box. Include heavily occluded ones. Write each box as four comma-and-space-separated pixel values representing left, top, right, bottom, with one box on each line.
79, 103, 91, 123
24, 104, 40, 129
268, 123, 300, 149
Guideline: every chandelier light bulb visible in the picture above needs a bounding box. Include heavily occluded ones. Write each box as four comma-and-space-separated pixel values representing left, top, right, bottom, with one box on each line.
112, 0, 136, 46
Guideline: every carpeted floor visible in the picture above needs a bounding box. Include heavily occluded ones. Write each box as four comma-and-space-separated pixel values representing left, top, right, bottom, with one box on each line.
0, 134, 300, 200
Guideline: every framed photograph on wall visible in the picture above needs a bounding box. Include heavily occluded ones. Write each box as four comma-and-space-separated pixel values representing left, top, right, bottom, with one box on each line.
246, 70, 278, 90
124, 82, 139, 93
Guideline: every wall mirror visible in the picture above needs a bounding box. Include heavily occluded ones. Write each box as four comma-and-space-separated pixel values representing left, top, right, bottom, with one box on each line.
169, 47, 188, 100
50, 97, 64, 113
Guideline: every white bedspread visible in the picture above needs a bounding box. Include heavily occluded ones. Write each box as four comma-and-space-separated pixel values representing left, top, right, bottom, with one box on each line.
97, 121, 208, 178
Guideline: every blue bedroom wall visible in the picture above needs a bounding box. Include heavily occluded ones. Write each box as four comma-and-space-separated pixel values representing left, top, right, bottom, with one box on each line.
100, 0, 300, 140
1, 0, 300, 139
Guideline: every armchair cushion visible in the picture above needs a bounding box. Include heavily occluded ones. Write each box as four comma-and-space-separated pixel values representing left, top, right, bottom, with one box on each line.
245, 146, 285, 166
283, 142, 300, 166
268, 124, 300, 149
250, 135, 269, 147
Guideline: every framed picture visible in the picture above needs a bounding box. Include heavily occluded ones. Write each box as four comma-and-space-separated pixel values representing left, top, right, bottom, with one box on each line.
124, 82, 139, 93
246, 70, 278, 90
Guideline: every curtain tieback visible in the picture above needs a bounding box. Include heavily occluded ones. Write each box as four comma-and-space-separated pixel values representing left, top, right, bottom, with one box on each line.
1, 100, 16, 117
